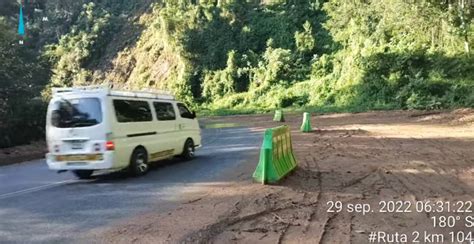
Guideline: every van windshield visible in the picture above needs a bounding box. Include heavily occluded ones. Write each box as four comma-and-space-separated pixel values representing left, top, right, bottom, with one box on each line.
51, 98, 102, 128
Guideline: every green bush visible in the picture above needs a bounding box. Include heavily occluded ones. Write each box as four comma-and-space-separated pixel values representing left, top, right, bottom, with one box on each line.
0, 17, 50, 148
0, 100, 47, 148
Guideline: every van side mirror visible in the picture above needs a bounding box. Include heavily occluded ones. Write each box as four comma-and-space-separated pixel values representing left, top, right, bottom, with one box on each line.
192, 111, 196, 119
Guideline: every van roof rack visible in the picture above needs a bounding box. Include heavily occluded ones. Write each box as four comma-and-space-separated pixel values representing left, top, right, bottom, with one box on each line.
52, 85, 175, 100
109, 90, 175, 100
52, 85, 110, 94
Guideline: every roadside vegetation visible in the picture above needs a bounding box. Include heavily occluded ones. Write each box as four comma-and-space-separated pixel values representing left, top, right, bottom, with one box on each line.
0, 0, 473, 147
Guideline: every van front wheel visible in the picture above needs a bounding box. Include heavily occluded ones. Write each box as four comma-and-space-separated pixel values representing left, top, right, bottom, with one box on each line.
182, 139, 195, 160
73, 170, 94, 179
129, 148, 149, 176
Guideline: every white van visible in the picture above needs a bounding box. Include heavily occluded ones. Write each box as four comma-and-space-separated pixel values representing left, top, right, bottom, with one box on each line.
45, 86, 201, 179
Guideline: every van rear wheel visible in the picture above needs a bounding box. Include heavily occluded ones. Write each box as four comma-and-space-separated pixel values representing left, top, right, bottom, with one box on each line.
73, 170, 94, 179
182, 139, 195, 160
129, 147, 149, 176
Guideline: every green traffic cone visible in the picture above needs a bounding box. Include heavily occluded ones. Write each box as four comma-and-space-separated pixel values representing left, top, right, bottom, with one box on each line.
273, 109, 285, 122
300, 112, 312, 132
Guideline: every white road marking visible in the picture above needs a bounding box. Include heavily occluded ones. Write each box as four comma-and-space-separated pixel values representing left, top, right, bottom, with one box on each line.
0, 179, 79, 200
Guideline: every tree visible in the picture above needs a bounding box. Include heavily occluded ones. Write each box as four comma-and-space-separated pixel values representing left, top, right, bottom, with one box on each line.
0, 17, 50, 148
45, 2, 112, 88
295, 21, 315, 54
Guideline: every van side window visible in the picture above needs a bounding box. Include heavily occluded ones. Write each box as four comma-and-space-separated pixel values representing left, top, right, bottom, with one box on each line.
113, 100, 152, 123
177, 103, 194, 119
153, 102, 176, 121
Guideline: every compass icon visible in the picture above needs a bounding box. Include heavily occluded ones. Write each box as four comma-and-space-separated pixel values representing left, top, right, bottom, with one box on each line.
18, 2, 25, 37
16, 0, 48, 45
17, 0, 26, 44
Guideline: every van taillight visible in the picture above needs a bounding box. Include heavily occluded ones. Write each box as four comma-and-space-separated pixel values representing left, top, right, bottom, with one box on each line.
106, 141, 115, 151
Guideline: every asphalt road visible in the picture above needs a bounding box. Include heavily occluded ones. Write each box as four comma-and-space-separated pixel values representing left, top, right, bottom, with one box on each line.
0, 125, 262, 243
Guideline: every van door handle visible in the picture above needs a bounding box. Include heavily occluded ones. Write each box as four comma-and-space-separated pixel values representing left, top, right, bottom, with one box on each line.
179, 124, 185, 130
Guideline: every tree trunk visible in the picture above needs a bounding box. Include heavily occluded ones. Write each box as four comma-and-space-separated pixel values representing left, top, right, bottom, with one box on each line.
460, 0, 470, 56
464, 35, 470, 56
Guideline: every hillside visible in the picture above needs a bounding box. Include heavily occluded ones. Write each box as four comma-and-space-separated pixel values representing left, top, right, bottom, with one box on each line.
50, 0, 474, 110
1, 0, 473, 147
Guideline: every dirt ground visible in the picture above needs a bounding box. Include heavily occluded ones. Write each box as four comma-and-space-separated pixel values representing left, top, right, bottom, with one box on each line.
96, 109, 474, 244
0, 141, 46, 166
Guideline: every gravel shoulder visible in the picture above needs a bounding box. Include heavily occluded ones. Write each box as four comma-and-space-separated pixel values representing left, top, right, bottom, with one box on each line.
68, 109, 474, 243
0, 141, 46, 166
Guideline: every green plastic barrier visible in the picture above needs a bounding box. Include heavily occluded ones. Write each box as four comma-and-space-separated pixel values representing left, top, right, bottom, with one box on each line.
300, 112, 312, 132
253, 125, 297, 184
273, 109, 285, 122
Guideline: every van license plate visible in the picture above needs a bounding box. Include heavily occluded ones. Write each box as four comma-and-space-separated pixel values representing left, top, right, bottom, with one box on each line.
66, 162, 88, 166
71, 142, 84, 149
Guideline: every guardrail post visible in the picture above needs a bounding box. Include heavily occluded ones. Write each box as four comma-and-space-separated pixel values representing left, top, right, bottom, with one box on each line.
301, 112, 312, 132
273, 109, 285, 122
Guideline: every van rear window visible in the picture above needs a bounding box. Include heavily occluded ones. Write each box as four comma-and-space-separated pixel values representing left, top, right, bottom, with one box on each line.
51, 98, 102, 128
113, 100, 152, 123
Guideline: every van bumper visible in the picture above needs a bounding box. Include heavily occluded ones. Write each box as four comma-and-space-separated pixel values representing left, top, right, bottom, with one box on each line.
46, 152, 116, 170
